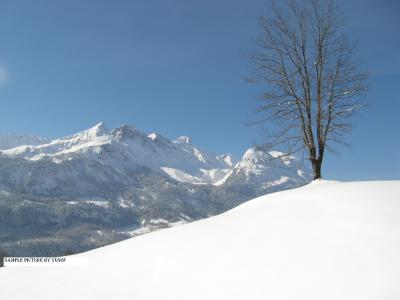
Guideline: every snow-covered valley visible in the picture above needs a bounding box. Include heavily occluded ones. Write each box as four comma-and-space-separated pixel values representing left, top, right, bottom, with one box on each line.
1, 180, 399, 300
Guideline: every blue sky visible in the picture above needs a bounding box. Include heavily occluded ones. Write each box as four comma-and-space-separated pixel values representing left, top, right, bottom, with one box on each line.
0, 0, 398, 180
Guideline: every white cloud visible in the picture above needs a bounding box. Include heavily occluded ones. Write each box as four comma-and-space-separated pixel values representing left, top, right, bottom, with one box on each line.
0, 64, 10, 86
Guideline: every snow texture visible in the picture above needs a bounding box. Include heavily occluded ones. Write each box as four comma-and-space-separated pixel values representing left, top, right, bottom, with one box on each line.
1, 180, 399, 300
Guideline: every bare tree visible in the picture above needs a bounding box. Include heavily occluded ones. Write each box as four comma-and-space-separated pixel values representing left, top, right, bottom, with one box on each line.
248, 0, 368, 179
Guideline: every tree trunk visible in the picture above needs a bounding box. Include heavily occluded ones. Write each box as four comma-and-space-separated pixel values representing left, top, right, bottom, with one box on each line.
311, 159, 322, 180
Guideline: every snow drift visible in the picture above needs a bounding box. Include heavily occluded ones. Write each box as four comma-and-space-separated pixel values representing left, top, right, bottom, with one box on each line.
2, 180, 399, 300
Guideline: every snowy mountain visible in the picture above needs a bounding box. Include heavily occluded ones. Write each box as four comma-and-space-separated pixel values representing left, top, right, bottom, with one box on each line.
0, 122, 308, 191
1, 122, 232, 184
0, 122, 310, 256
1, 180, 399, 300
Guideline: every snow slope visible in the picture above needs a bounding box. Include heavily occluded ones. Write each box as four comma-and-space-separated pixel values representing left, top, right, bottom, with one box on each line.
1, 180, 399, 300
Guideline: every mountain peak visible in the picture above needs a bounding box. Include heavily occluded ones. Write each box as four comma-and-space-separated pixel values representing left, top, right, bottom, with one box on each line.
175, 136, 191, 144
147, 132, 171, 146
218, 154, 235, 167
73, 122, 109, 140
89, 122, 108, 135
111, 124, 147, 140
242, 148, 263, 161
147, 132, 158, 140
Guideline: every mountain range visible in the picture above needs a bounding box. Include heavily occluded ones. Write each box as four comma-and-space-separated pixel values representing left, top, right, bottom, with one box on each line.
0, 123, 310, 256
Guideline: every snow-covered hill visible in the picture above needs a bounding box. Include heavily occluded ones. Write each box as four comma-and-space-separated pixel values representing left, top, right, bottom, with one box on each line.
1, 180, 399, 300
